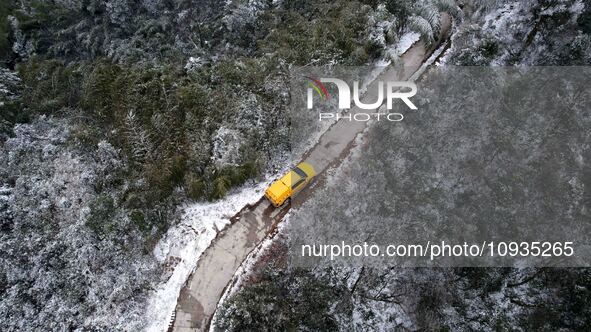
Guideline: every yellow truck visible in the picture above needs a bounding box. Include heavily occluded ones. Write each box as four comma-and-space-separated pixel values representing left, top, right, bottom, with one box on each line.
265, 162, 316, 207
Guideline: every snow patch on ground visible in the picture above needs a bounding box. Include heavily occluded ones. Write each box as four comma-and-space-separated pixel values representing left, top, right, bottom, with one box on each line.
143, 181, 269, 332
386, 31, 421, 61
396, 31, 422, 55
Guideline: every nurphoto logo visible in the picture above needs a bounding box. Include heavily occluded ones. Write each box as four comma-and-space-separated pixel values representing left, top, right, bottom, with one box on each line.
305, 77, 418, 122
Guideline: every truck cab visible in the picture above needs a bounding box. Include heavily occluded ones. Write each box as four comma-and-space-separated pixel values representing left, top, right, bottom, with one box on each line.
265, 162, 316, 207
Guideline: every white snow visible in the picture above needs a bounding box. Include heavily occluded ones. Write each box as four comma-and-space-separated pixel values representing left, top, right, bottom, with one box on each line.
211, 126, 244, 167
395, 32, 421, 56
184, 56, 205, 71
385, 31, 421, 61
143, 181, 269, 332
482, 2, 522, 32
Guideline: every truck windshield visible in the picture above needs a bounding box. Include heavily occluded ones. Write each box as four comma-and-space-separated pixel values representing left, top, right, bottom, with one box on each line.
293, 167, 307, 179
291, 178, 305, 189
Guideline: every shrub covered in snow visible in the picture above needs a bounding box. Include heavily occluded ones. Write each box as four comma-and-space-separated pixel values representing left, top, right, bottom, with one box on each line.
0, 116, 160, 330
446, 0, 591, 65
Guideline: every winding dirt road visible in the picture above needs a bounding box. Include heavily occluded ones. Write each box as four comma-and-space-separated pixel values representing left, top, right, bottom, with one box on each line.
171, 13, 452, 332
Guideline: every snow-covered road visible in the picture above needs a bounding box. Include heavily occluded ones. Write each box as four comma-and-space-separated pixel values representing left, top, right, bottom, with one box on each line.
143, 182, 268, 332
143, 13, 452, 332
